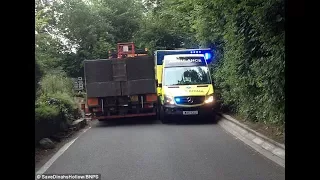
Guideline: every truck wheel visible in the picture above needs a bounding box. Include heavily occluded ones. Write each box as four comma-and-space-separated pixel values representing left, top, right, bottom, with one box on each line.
160, 105, 170, 124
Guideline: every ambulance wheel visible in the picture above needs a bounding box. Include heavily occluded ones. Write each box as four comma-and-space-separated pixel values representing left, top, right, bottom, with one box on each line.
160, 105, 170, 124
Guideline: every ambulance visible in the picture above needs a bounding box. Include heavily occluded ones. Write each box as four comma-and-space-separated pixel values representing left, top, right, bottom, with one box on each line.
155, 49, 216, 123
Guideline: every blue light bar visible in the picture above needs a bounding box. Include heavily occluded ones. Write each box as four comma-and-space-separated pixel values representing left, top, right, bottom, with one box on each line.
175, 98, 181, 103
156, 49, 214, 65
190, 50, 202, 54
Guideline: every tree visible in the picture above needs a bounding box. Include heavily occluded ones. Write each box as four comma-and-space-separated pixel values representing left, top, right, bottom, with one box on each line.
35, 60, 43, 93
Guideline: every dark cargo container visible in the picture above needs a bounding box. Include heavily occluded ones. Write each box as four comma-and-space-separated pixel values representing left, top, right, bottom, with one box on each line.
111, 59, 127, 81
125, 56, 155, 80
120, 79, 156, 96
84, 56, 156, 97
86, 82, 121, 97
127, 79, 157, 95
84, 59, 113, 83
120, 81, 128, 96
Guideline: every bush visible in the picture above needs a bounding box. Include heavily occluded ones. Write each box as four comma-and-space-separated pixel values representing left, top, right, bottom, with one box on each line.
36, 72, 80, 123
35, 103, 60, 122
37, 92, 79, 122
74, 91, 86, 98
39, 73, 74, 96
35, 60, 43, 97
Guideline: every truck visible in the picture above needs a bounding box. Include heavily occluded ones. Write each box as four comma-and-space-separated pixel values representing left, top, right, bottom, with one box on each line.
84, 42, 158, 121
154, 49, 216, 123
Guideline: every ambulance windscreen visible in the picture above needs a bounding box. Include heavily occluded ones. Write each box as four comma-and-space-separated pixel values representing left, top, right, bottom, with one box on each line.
163, 66, 211, 86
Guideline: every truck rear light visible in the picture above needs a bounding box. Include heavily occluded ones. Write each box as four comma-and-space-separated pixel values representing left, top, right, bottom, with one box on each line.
146, 94, 157, 102
87, 98, 98, 106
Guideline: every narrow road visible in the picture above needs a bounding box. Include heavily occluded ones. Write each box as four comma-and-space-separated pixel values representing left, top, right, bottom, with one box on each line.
43, 118, 285, 180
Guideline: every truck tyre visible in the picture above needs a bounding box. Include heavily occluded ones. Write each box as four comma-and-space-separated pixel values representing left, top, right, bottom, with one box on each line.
160, 105, 170, 124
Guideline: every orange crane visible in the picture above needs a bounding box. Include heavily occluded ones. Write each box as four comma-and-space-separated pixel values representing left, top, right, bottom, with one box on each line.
111, 42, 148, 59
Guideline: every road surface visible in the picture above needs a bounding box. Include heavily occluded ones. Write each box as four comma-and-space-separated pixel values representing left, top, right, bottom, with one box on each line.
43, 117, 285, 180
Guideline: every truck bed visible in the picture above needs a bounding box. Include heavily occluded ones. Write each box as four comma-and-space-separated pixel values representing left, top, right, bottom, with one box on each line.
84, 56, 158, 120
84, 56, 156, 97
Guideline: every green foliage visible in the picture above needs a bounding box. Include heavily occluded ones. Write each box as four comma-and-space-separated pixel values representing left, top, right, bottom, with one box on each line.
74, 91, 86, 98
37, 92, 78, 122
35, 103, 60, 122
134, 0, 198, 51
36, 72, 79, 122
35, 0, 146, 77
35, 33, 64, 74
39, 73, 74, 96
35, 60, 43, 93
35, 0, 65, 75
205, 0, 284, 125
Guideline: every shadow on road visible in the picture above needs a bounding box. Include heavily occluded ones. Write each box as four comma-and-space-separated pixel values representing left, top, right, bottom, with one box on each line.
164, 113, 223, 125
93, 114, 223, 127
172, 115, 222, 125
94, 116, 159, 127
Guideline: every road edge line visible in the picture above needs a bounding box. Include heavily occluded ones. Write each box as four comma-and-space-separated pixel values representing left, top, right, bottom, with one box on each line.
35, 126, 91, 176
217, 113, 285, 168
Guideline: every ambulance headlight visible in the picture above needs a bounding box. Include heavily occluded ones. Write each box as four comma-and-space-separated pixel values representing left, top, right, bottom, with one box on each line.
164, 95, 175, 105
205, 94, 215, 104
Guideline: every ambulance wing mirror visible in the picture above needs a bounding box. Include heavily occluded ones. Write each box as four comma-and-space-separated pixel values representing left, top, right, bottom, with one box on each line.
156, 80, 162, 88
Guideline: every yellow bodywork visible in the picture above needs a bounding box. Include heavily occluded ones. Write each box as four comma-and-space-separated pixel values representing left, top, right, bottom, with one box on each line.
156, 65, 163, 96
161, 84, 214, 107
156, 64, 214, 107
163, 84, 214, 97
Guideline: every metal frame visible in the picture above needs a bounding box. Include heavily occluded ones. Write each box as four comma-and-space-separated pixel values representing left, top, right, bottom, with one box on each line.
117, 42, 135, 58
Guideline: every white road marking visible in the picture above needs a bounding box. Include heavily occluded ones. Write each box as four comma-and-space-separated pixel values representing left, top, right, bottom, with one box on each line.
218, 120, 285, 168
35, 126, 91, 176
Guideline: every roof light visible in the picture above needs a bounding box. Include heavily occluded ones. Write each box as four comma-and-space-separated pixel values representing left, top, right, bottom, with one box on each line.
204, 53, 212, 60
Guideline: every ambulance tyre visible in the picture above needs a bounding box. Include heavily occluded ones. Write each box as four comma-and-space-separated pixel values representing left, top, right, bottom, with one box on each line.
156, 102, 161, 120
160, 105, 170, 124
210, 111, 217, 124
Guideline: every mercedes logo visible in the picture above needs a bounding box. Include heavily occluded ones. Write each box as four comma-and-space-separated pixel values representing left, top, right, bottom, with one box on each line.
187, 97, 193, 103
